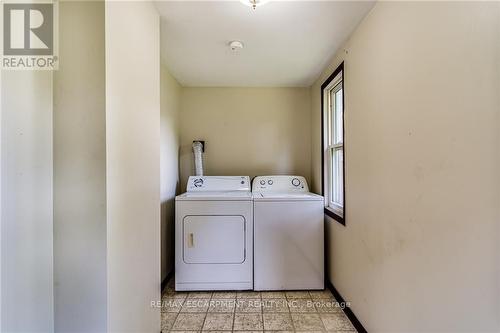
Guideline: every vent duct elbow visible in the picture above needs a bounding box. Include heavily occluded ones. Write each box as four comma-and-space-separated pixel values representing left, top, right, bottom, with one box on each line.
192, 141, 204, 176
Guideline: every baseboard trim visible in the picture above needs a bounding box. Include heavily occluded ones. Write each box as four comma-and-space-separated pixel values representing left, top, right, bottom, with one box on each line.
161, 270, 174, 294
326, 281, 368, 333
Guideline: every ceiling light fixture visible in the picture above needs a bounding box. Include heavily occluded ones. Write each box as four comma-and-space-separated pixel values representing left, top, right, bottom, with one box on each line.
240, 0, 270, 10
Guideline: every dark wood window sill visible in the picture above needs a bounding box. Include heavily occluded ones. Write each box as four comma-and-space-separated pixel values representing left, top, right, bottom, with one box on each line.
324, 207, 345, 225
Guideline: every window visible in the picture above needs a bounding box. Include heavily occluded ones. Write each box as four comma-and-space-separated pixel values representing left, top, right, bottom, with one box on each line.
321, 63, 345, 224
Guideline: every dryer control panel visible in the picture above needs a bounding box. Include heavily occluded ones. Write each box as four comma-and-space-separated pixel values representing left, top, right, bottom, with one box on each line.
187, 176, 250, 192
252, 175, 309, 192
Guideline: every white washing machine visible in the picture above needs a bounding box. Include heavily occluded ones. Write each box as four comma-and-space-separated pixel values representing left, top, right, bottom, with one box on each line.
175, 176, 253, 291
252, 175, 324, 290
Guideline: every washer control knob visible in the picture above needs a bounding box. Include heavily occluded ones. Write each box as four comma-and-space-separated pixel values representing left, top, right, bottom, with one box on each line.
268, 180, 273, 185
291, 178, 301, 187
193, 178, 204, 187
260, 180, 266, 185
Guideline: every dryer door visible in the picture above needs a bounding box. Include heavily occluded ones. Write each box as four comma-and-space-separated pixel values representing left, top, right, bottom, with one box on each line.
183, 215, 246, 264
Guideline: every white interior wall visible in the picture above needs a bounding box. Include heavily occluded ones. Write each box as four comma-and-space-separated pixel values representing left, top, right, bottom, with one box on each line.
1, 71, 54, 332
310, 2, 500, 331
160, 65, 181, 283
53, 2, 107, 332
105, 1, 161, 331
179, 87, 311, 188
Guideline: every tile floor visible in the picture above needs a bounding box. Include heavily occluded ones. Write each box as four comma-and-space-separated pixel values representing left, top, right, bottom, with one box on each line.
160, 278, 356, 333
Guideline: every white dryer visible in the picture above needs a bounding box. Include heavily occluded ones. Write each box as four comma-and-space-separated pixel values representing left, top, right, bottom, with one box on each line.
252, 175, 324, 290
175, 176, 253, 291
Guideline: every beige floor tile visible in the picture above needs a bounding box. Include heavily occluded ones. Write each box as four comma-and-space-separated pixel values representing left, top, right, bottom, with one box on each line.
181, 299, 210, 313
234, 331, 263, 333
309, 289, 334, 299
172, 313, 206, 331
233, 313, 264, 330
320, 313, 355, 331
236, 299, 263, 313
262, 299, 290, 313
170, 331, 201, 333
285, 291, 312, 299
263, 313, 294, 331
289, 299, 316, 313
264, 331, 294, 333
187, 291, 213, 299
260, 291, 286, 299
202, 313, 234, 331
212, 291, 237, 299
160, 312, 177, 331
208, 299, 236, 313
163, 291, 188, 300
291, 313, 325, 331
237, 291, 261, 299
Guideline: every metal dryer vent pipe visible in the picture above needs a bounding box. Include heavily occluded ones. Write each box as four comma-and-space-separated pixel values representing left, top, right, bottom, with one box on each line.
192, 141, 204, 176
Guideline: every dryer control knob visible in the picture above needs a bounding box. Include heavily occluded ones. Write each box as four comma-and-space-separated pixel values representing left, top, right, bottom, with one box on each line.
291, 178, 300, 187
260, 180, 266, 185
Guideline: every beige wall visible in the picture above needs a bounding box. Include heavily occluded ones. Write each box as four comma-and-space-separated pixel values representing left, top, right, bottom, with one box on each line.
53, 2, 107, 332
310, 2, 500, 331
105, 1, 161, 331
1, 72, 54, 332
160, 65, 181, 282
180, 88, 311, 188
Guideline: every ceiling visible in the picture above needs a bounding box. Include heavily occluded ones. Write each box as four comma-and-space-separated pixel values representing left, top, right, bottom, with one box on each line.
156, 1, 374, 87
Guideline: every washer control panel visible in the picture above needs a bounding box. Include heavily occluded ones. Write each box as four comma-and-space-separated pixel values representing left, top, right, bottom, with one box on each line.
252, 176, 309, 192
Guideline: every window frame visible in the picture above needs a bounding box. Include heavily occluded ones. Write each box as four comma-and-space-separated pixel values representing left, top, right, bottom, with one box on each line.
321, 62, 345, 225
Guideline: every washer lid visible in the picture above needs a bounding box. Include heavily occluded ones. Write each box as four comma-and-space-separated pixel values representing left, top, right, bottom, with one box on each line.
176, 191, 253, 201
253, 192, 323, 201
